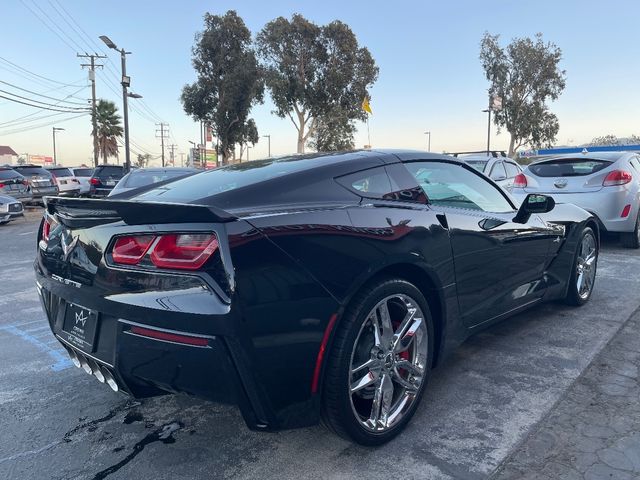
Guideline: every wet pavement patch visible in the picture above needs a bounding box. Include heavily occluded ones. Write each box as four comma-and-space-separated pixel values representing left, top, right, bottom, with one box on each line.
91, 422, 183, 480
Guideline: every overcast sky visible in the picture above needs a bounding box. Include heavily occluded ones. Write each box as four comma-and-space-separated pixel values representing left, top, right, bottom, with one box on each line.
1, 0, 639, 166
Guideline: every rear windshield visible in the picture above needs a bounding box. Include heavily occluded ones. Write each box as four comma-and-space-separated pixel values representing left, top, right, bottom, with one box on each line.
48, 168, 73, 177
134, 158, 316, 201
123, 170, 194, 188
465, 160, 488, 173
14, 167, 51, 177
73, 168, 93, 177
96, 166, 124, 178
0, 169, 21, 180
529, 159, 612, 177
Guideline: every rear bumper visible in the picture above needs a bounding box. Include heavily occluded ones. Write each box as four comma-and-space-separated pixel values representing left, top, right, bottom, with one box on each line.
57, 188, 80, 197
34, 269, 276, 431
30, 187, 58, 200
88, 187, 113, 198
513, 188, 638, 232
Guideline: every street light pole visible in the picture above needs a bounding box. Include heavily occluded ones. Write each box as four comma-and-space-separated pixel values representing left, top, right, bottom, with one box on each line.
52, 127, 65, 165
100, 35, 134, 173
262, 134, 271, 157
424, 131, 431, 152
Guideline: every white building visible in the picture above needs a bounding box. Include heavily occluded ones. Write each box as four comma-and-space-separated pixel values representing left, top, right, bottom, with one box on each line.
0, 146, 18, 165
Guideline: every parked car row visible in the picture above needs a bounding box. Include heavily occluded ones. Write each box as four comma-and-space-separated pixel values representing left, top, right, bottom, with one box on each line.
0, 164, 200, 226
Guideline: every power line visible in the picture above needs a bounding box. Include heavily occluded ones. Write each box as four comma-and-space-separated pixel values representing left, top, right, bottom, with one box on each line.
19, 0, 77, 53
0, 112, 88, 136
0, 111, 67, 128
0, 94, 90, 113
0, 56, 86, 88
0, 80, 88, 106
0, 89, 89, 110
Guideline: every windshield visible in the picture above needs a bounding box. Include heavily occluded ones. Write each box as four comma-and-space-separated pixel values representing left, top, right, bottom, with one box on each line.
48, 168, 73, 177
465, 160, 488, 173
123, 170, 195, 188
96, 166, 124, 178
14, 167, 51, 177
0, 169, 22, 180
529, 159, 613, 177
73, 168, 93, 177
134, 157, 317, 201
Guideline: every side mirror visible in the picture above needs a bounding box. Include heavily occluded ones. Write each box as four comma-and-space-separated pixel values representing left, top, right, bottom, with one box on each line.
513, 194, 555, 223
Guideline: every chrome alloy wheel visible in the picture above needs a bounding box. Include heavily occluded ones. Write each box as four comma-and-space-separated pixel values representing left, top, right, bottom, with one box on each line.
576, 231, 597, 299
348, 294, 428, 432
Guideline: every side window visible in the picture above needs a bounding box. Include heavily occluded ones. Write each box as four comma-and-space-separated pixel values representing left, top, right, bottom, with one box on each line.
504, 162, 520, 178
335, 167, 394, 199
489, 162, 507, 180
403, 161, 514, 213
630, 157, 640, 173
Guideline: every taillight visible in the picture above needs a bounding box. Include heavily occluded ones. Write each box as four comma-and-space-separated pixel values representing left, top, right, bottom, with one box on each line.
42, 216, 58, 243
621, 204, 632, 218
513, 173, 527, 188
150, 234, 219, 270
112, 236, 155, 265
603, 170, 632, 186
90, 178, 101, 185
0, 183, 4, 188
111, 233, 218, 270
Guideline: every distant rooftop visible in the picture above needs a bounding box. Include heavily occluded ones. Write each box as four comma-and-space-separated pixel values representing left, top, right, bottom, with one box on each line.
0, 146, 18, 156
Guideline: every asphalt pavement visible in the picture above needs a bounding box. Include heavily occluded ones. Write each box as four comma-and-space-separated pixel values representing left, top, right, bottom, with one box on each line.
0, 213, 638, 480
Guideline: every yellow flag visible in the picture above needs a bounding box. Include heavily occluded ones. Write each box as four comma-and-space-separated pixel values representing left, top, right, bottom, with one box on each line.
362, 96, 372, 115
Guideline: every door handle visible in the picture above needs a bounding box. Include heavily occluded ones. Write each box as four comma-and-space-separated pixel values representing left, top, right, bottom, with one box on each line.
436, 213, 449, 229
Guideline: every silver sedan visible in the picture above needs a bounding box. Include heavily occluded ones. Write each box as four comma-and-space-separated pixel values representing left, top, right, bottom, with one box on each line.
512, 151, 640, 248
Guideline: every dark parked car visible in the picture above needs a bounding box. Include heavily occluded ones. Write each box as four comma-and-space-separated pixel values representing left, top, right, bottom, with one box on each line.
0, 167, 32, 202
35, 150, 598, 445
12, 165, 57, 202
89, 165, 125, 197
108, 167, 199, 196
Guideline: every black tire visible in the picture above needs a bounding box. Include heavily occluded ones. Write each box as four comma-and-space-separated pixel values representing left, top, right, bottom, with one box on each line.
564, 227, 598, 306
620, 212, 640, 249
321, 278, 434, 445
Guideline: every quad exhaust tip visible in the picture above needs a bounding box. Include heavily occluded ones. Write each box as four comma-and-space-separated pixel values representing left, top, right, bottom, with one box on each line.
65, 347, 118, 392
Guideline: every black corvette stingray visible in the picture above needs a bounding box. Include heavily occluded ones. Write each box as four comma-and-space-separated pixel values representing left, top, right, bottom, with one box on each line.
35, 150, 598, 445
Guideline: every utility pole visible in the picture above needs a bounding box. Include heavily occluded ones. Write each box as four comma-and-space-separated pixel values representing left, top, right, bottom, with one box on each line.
168, 144, 177, 166
156, 123, 168, 167
78, 53, 106, 167
52, 127, 65, 165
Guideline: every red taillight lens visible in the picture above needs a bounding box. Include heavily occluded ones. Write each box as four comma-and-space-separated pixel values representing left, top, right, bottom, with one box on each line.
603, 170, 632, 186
42, 218, 51, 242
150, 233, 219, 270
90, 178, 101, 185
513, 173, 527, 188
42, 216, 58, 242
112, 235, 155, 265
0, 183, 4, 188
130, 326, 210, 347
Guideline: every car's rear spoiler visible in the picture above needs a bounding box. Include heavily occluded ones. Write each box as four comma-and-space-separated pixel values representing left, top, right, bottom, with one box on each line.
44, 197, 236, 228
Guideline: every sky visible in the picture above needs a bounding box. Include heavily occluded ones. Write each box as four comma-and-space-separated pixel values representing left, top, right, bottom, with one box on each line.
1, 0, 639, 167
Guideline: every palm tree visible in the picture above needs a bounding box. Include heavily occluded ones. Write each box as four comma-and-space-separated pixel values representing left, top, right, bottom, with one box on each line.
94, 99, 123, 166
